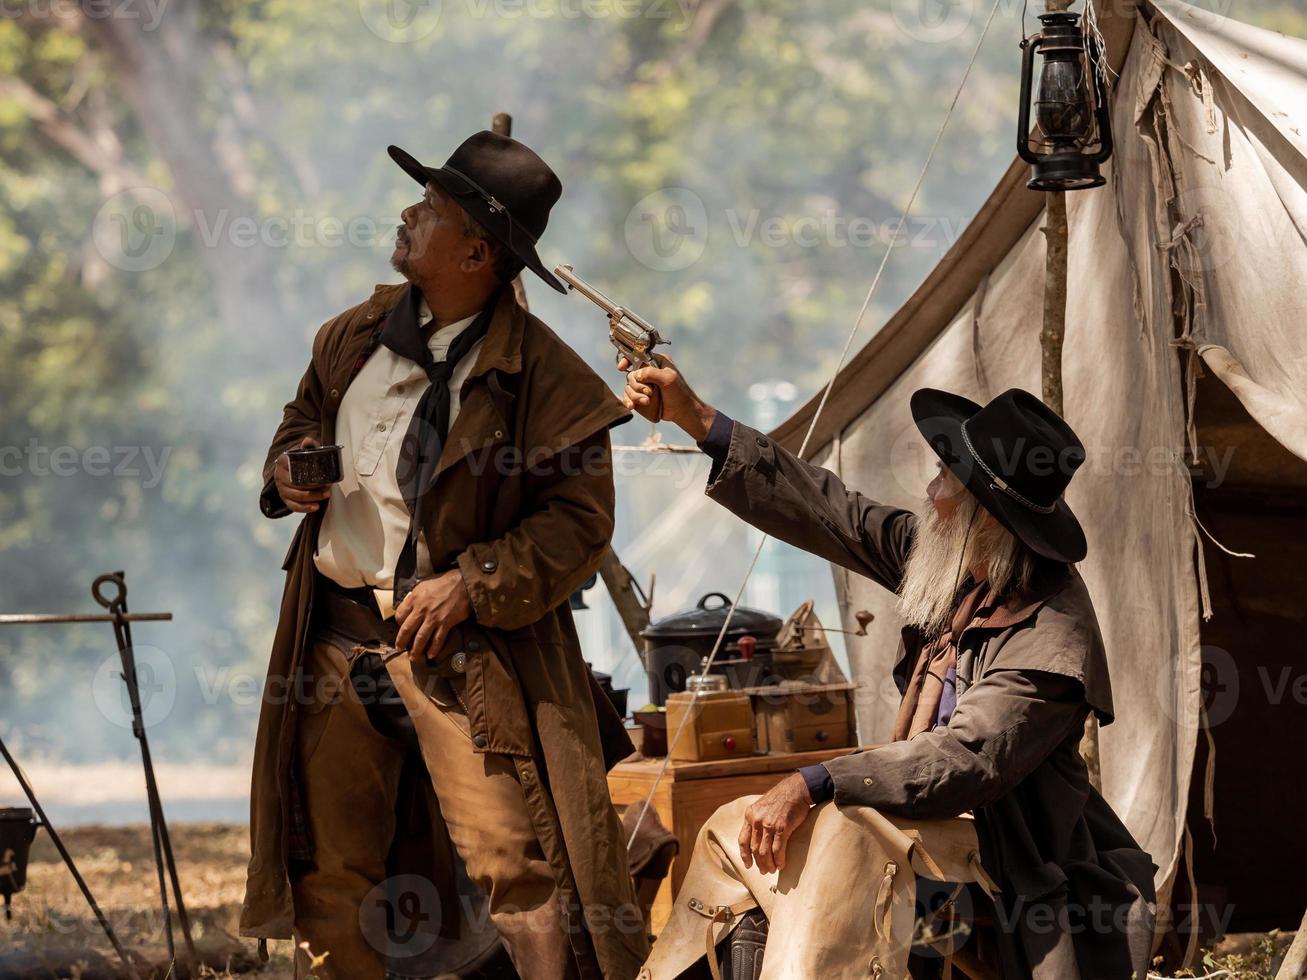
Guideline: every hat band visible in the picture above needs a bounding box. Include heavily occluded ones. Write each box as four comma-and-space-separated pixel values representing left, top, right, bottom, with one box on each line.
959, 418, 1059, 515
442, 164, 539, 245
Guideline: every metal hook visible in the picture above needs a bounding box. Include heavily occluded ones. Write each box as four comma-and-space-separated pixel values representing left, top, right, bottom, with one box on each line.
91, 571, 128, 613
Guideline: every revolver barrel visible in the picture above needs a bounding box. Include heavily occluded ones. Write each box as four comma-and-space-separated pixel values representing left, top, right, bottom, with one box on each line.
554, 263, 668, 362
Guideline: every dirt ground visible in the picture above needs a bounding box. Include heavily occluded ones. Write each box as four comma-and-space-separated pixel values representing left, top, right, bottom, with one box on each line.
2, 824, 1296, 979
2, 823, 294, 979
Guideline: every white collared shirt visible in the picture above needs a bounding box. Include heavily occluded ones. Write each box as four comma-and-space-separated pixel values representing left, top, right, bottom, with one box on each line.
314, 295, 485, 619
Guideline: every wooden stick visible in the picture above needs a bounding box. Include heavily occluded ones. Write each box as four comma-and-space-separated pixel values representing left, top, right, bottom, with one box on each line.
490, 111, 531, 312
596, 547, 653, 667
0, 613, 171, 625
1039, 191, 1068, 418
1039, 184, 1102, 791
1276, 908, 1307, 980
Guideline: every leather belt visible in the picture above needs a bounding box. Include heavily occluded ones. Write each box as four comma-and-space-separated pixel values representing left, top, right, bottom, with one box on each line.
313, 573, 397, 645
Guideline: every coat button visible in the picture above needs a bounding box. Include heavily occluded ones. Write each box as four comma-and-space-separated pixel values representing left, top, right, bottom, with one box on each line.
329, 388, 340, 399
451, 652, 467, 673
473, 734, 488, 749
466, 639, 480, 652
756, 435, 768, 448
863, 776, 874, 786
481, 559, 497, 574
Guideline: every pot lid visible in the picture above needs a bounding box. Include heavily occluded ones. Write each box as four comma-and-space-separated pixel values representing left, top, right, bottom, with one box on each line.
641, 592, 782, 641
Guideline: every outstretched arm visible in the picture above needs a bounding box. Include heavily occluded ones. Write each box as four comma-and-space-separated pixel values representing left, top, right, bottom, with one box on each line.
620, 356, 916, 592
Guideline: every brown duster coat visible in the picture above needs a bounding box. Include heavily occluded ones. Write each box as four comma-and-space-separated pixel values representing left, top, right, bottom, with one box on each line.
705, 420, 1157, 980
240, 283, 649, 979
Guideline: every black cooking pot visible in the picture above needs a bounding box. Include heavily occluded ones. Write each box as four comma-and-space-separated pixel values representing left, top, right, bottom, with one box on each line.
641, 592, 782, 705
0, 807, 37, 919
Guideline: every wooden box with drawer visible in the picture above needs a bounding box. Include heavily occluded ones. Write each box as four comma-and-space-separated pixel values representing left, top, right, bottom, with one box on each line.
745, 681, 858, 755
664, 691, 755, 761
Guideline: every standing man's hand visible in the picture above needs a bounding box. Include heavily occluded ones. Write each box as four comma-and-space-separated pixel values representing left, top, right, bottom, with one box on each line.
274, 436, 333, 513
616, 354, 718, 442
738, 772, 815, 874
394, 568, 473, 663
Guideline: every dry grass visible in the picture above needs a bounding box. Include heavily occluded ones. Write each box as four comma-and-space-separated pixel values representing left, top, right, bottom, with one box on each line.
2, 823, 294, 978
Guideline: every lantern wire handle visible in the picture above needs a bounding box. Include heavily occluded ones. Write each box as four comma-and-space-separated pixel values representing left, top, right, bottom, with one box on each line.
624, 0, 1007, 851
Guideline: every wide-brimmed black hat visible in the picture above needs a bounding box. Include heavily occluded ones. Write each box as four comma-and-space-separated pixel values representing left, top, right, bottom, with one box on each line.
911, 387, 1088, 563
389, 131, 565, 293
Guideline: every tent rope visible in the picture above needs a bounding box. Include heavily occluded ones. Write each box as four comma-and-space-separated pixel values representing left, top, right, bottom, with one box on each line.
626, 0, 1006, 850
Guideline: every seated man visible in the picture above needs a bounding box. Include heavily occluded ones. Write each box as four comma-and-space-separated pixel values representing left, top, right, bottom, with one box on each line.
619, 358, 1157, 979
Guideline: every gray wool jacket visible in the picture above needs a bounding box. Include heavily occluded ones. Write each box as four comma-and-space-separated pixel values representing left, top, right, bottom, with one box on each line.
702, 417, 1157, 980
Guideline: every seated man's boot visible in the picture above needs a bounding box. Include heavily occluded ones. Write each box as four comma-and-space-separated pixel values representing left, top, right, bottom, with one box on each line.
718, 909, 768, 980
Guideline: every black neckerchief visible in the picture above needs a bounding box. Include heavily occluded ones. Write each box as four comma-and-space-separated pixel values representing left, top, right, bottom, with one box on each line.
380, 282, 499, 607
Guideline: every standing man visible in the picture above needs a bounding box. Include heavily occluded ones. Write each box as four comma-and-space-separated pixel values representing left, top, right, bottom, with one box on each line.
240, 132, 648, 980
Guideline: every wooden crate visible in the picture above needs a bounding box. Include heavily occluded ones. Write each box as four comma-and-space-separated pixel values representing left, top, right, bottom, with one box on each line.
607, 746, 865, 935
664, 691, 755, 761
745, 682, 859, 755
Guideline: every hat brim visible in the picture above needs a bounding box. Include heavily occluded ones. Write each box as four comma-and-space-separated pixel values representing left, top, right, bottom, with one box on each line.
910, 387, 1087, 563
388, 145, 566, 294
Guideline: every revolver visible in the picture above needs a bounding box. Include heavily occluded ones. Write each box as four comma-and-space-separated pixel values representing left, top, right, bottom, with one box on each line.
554, 264, 671, 420
554, 263, 670, 368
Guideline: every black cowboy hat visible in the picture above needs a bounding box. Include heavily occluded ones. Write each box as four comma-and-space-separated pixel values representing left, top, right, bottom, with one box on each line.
911, 387, 1088, 563
388, 131, 566, 293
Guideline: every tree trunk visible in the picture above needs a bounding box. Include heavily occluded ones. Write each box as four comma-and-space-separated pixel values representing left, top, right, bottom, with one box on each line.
77, 0, 292, 363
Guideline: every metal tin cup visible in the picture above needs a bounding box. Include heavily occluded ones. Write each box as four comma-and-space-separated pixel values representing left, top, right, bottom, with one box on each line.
685, 672, 729, 695
286, 445, 343, 487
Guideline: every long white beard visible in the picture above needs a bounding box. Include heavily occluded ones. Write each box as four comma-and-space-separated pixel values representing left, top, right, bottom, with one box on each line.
896, 495, 984, 638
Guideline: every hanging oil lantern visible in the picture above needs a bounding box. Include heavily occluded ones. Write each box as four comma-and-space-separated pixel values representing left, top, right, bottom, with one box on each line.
1017, 10, 1113, 191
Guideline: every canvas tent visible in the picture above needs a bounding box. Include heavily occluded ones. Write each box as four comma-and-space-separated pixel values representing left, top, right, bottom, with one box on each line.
772, 0, 1307, 937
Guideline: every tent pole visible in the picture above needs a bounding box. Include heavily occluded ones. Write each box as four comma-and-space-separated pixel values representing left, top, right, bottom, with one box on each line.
1037, 0, 1102, 793
1038, 173, 1103, 794
490, 111, 532, 312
